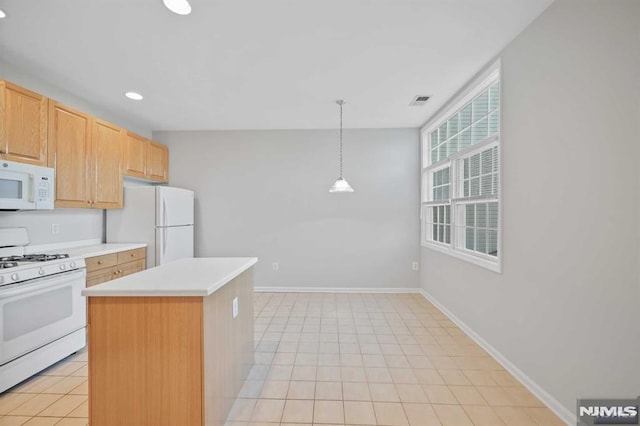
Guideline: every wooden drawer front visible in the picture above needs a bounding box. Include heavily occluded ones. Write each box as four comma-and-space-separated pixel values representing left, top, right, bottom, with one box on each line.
116, 259, 146, 278
87, 266, 117, 287
86, 253, 118, 272
117, 248, 145, 265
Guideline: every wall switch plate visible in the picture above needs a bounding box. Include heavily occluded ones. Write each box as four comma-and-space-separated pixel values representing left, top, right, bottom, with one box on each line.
232, 297, 238, 319
51, 224, 60, 234
412, 262, 419, 271
272, 262, 279, 271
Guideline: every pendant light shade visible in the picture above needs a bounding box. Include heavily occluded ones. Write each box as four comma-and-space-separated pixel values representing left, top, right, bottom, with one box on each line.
329, 177, 353, 193
329, 100, 354, 193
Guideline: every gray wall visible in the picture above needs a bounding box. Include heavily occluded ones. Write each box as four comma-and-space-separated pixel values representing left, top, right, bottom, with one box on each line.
0, 59, 152, 246
420, 0, 640, 419
155, 128, 421, 290
0, 209, 103, 245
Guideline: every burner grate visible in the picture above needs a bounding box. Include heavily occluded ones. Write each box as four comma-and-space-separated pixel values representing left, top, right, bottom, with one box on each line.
0, 253, 70, 263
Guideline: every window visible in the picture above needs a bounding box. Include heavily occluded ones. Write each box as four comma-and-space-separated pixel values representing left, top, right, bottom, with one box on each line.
421, 64, 501, 272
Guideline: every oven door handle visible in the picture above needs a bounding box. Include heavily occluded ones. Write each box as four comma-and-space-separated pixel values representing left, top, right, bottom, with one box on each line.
0, 269, 86, 299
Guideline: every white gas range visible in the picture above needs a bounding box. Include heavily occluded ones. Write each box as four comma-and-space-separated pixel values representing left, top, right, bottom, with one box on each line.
0, 228, 87, 393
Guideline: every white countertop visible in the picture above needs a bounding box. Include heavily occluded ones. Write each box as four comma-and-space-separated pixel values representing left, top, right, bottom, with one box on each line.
22, 239, 147, 258
63, 243, 147, 258
82, 257, 258, 297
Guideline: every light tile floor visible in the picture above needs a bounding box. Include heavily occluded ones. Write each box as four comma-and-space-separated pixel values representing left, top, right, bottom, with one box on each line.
228, 292, 566, 426
0, 292, 566, 426
0, 348, 88, 426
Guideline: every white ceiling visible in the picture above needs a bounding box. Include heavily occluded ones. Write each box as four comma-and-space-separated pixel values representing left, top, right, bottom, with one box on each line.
0, 0, 553, 131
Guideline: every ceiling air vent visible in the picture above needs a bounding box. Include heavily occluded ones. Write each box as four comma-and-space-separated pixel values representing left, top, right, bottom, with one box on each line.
409, 95, 430, 106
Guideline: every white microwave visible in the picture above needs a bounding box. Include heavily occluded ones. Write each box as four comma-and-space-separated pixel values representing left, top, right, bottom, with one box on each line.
0, 160, 55, 210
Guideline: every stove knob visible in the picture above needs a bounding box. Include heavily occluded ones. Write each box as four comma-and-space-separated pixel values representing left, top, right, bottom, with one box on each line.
59, 264, 66, 271
11, 273, 19, 281
39, 269, 45, 275
70, 262, 76, 268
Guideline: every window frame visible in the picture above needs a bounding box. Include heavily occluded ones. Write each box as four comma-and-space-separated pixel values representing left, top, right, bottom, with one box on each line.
420, 61, 502, 273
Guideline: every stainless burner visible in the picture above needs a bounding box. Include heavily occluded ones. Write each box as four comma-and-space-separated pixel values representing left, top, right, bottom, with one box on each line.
0, 262, 19, 269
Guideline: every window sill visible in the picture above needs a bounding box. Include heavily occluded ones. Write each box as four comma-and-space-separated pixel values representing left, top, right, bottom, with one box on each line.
421, 242, 502, 273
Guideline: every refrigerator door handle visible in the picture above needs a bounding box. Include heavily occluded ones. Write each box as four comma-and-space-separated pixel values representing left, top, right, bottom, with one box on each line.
163, 199, 168, 227
163, 226, 168, 257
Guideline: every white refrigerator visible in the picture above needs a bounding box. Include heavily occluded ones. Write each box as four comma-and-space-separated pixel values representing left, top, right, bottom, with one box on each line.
106, 186, 194, 268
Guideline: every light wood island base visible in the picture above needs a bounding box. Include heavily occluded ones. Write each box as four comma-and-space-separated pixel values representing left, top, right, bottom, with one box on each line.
87, 267, 254, 426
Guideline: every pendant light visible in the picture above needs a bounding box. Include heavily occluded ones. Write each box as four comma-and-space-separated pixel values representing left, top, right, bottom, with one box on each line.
329, 100, 354, 193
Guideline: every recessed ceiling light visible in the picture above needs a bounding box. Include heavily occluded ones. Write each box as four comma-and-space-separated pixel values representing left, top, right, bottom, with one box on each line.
125, 92, 144, 101
163, 0, 192, 15
0, 9, 7, 18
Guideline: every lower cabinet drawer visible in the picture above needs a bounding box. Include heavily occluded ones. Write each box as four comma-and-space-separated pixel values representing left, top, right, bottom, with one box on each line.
86, 253, 118, 272
87, 266, 117, 287
85, 248, 147, 287
119, 259, 146, 278
117, 248, 145, 264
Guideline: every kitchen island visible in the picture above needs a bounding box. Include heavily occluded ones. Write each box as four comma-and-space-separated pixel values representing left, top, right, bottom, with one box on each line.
82, 257, 257, 426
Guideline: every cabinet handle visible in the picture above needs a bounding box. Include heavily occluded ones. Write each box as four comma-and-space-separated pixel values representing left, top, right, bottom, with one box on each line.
97, 260, 103, 265
130, 253, 136, 257
0, 149, 5, 154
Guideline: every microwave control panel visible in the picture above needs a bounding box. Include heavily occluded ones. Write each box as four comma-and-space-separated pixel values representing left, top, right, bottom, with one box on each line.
37, 176, 51, 202
34, 172, 55, 209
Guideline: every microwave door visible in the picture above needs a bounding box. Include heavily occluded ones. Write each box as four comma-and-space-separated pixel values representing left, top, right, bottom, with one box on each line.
0, 171, 35, 210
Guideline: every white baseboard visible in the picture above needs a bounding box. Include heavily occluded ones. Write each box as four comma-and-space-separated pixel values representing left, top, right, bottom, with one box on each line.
255, 286, 421, 294
419, 289, 574, 426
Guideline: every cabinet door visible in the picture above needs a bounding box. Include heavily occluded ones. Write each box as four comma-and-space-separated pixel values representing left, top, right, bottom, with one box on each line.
0, 81, 48, 166
119, 259, 146, 277
147, 141, 168, 182
92, 119, 124, 209
87, 266, 117, 287
48, 101, 92, 208
123, 131, 147, 178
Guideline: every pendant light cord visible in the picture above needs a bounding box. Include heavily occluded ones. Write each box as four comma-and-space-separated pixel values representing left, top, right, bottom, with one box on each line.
339, 101, 343, 179
329, 99, 353, 192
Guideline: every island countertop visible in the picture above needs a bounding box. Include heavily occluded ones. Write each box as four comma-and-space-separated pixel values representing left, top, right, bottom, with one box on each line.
82, 257, 257, 297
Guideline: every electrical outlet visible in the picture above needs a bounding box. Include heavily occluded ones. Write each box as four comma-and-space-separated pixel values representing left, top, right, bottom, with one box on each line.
51, 224, 60, 235
232, 297, 238, 319
272, 262, 279, 271
412, 262, 419, 271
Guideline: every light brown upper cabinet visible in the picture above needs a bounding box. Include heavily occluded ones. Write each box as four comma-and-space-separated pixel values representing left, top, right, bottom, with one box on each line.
123, 132, 169, 183
123, 131, 147, 179
48, 101, 124, 209
146, 141, 169, 183
48, 101, 92, 207
92, 119, 124, 209
0, 80, 48, 166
